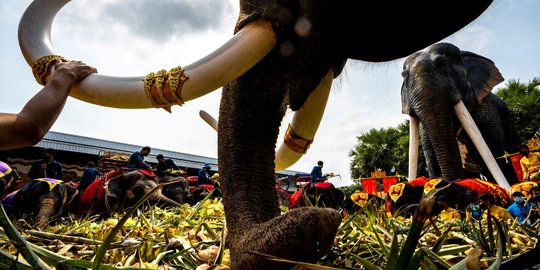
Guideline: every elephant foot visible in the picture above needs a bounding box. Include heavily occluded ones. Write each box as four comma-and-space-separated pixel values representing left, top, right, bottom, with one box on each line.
230, 207, 341, 270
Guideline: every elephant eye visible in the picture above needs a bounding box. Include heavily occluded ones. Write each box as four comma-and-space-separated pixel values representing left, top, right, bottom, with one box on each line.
401, 69, 409, 78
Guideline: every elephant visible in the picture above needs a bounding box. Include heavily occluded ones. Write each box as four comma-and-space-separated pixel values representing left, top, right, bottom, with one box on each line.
401, 42, 522, 187
18, 0, 494, 268
388, 178, 512, 219
2, 178, 78, 226
159, 176, 190, 205
77, 170, 182, 217
289, 180, 345, 210
0, 161, 23, 196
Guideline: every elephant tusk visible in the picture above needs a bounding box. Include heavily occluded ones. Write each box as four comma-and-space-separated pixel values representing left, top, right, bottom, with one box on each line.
454, 101, 510, 189
408, 116, 420, 180
274, 70, 334, 171
18, 0, 276, 109
199, 110, 218, 132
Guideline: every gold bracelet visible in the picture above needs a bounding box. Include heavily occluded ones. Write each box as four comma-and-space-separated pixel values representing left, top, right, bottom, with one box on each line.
32, 55, 68, 85
283, 124, 313, 154
144, 66, 189, 108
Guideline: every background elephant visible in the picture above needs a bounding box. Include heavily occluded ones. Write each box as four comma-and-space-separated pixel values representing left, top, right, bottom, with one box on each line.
290, 183, 345, 210
401, 42, 521, 184
159, 176, 190, 205
2, 178, 77, 226
78, 170, 181, 216
18, 0, 494, 268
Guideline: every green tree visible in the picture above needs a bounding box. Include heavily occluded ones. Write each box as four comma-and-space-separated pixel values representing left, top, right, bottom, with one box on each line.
349, 120, 427, 180
495, 77, 540, 141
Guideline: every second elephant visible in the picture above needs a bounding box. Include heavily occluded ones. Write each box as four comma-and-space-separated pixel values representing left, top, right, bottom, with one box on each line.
401, 42, 521, 184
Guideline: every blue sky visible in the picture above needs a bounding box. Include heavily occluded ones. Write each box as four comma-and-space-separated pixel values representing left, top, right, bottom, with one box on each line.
1, 0, 539, 187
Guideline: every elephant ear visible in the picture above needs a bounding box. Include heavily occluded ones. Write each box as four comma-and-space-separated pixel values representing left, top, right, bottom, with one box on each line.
460, 51, 504, 105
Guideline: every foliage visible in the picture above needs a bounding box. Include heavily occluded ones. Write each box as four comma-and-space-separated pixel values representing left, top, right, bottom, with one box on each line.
495, 77, 540, 142
349, 120, 427, 179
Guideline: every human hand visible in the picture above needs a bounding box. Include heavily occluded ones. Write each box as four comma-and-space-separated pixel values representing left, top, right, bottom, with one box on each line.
50, 60, 97, 82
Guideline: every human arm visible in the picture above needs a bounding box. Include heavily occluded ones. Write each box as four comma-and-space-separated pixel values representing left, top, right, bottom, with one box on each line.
0, 61, 97, 151
169, 159, 179, 170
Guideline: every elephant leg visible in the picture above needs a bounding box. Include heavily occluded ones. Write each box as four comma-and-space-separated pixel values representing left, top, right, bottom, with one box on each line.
219, 56, 341, 269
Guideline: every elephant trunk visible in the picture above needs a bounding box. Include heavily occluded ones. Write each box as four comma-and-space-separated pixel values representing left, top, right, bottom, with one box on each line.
412, 86, 464, 182
219, 56, 341, 269
35, 197, 57, 227
149, 191, 183, 208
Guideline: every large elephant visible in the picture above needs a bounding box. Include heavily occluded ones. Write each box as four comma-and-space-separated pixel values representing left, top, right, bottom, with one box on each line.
78, 170, 181, 216
19, 0, 494, 268
401, 42, 522, 186
2, 178, 78, 226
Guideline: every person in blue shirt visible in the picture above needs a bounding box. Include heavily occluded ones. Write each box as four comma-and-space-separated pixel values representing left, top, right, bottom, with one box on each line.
507, 190, 531, 224
127, 146, 152, 170
27, 148, 63, 180
311, 160, 328, 183
78, 161, 101, 193
197, 163, 214, 186
155, 154, 179, 177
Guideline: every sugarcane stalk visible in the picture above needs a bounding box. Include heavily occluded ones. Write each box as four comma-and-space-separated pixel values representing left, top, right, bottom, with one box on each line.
0, 204, 49, 269
26, 230, 103, 246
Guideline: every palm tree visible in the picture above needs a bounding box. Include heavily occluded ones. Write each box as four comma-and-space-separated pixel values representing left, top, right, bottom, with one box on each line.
495, 77, 540, 141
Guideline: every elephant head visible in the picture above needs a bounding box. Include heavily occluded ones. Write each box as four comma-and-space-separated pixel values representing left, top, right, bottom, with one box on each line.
106, 170, 182, 213
159, 176, 190, 205
1, 178, 75, 227
401, 42, 521, 186
19, 1, 494, 268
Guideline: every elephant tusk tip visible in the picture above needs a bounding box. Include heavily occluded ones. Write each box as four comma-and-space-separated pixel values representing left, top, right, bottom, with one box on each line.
161, 106, 172, 113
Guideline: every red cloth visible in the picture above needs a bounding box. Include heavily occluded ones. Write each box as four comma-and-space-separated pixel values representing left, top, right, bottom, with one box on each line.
408, 176, 429, 187
362, 178, 377, 195
509, 154, 524, 182
314, 182, 332, 189
78, 176, 107, 216
289, 189, 303, 208
456, 178, 511, 205
139, 169, 156, 177
382, 177, 398, 193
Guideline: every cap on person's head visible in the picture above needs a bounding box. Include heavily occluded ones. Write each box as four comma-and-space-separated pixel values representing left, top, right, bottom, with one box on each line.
203, 163, 211, 169
156, 154, 164, 160
317, 160, 324, 166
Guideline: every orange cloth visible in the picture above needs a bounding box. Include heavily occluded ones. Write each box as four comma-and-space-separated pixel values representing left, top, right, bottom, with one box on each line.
438, 207, 461, 222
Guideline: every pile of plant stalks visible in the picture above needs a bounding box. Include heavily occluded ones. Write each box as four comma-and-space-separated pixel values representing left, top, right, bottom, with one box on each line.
0, 186, 537, 270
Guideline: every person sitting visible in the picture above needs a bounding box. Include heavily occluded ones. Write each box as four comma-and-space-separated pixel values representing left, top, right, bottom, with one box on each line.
436, 195, 461, 222
155, 154, 180, 177
197, 163, 214, 186
0, 60, 97, 151
127, 146, 152, 170
518, 144, 540, 181
507, 190, 532, 225
27, 148, 63, 180
78, 161, 101, 193
478, 193, 513, 222
311, 160, 328, 183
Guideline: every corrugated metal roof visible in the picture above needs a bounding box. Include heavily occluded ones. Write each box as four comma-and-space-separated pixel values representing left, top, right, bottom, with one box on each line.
36, 131, 302, 175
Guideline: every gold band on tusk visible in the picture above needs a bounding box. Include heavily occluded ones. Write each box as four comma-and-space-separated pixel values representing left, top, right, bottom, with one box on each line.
32, 55, 68, 85
283, 124, 313, 154
144, 66, 188, 108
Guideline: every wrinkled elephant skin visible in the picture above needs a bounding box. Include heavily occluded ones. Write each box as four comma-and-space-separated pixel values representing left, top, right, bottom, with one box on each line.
219, 2, 493, 269
401, 42, 521, 183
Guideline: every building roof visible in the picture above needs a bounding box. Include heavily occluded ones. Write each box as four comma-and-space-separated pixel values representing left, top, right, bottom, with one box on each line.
36, 131, 301, 175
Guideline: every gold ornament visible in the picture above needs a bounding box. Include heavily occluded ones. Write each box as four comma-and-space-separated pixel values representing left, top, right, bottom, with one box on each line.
32, 55, 68, 85
144, 66, 188, 108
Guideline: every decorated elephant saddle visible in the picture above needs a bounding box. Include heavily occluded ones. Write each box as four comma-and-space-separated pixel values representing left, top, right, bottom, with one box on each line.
0, 161, 12, 177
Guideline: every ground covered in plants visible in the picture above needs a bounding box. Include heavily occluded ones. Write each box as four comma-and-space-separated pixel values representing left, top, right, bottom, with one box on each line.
0, 195, 538, 269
